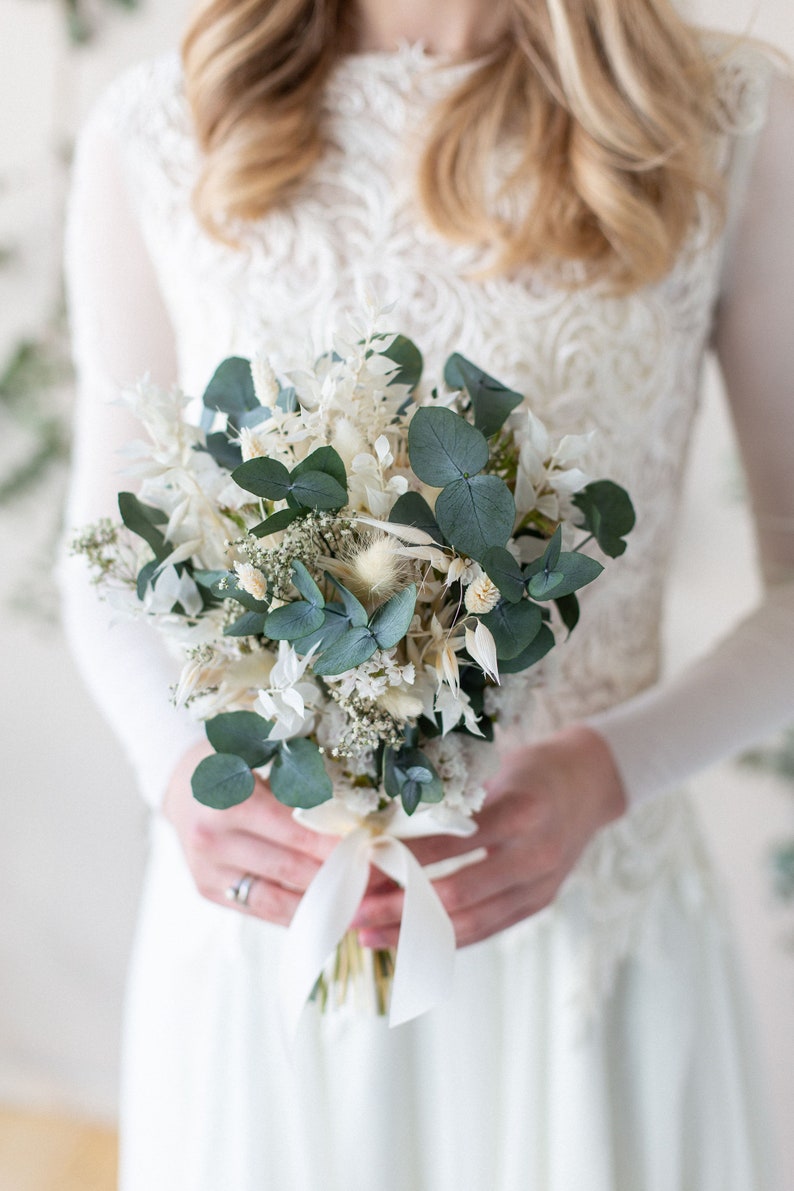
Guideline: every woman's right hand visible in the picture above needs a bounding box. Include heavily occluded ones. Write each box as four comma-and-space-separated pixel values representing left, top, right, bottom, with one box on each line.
161, 742, 338, 925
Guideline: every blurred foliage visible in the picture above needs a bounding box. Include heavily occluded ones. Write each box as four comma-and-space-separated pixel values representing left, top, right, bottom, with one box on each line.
741, 729, 794, 905
63, 0, 142, 45
0, 311, 72, 507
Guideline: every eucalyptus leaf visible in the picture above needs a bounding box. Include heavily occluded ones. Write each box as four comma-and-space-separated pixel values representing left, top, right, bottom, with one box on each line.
232, 457, 291, 500
291, 445, 347, 488
408, 406, 489, 486
290, 469, 347, 510
529, 552, 603, 600
265, 601, 325, 640
311, 626, 378, 675
205, 711, 278, 769
194, 569, 231, 590
389, 491, 443, 543
435, 474, 515, 561
118, 492, 169, 561
290, 560, 324, 607
224, 610, 269, 637
276, 385, 298, 413
269, 738, 334, 808
554, 592, 580, 634
443, 354, 523, 437
377, 333, 423, 391
326, 577, 369, 628
250, 507, 307, 538
202, 357, 259, 415
191, 753, 255, 809
136, 558, 158, 600
482, 599, 543, 660
369, 584, 417, 650
498, 624, 556, 673
481, 546, 525, 603
527, 569, 565, 599
292, 603, 351, 653
203, 432, 243, 470
572, 480, 636, 558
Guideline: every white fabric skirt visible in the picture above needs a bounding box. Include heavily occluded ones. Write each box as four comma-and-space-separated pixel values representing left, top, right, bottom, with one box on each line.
119, 809, 776, 1191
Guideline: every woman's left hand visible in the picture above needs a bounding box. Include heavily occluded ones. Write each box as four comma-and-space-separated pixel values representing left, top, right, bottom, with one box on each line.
353, 724, 627, 949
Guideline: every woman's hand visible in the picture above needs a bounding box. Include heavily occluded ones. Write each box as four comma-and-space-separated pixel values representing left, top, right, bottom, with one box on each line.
162, 741, 338, 925
353, 725, 627, 950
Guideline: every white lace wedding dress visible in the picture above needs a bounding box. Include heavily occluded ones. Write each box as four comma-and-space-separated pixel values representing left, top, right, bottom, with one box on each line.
61, 41, 794, 1191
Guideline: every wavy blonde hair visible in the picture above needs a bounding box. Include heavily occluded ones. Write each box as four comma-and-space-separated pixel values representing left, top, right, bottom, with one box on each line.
182, 0, 726, 290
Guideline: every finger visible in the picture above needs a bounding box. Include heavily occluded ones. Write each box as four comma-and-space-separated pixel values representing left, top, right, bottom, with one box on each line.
407, 792, 540, 867
214, 867, 304, 927
217, 831, 326, 893
451, 881, 558, 948
218, 791, 337, 862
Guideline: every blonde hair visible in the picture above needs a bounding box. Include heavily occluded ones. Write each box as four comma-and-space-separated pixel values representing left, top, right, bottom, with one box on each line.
183, 0, 726, 291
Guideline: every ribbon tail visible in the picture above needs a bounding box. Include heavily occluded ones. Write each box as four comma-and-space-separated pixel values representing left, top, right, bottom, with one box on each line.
372, 840, 456, 1028
279, 829, 371, 1038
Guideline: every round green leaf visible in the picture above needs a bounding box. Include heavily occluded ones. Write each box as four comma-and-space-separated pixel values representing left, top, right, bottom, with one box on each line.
408, 406, 489, 486
481, 546, 525, 603
290, 469, 347, 510
291, 445, 347, 488
443, 354, 523, 437
191, 753, 255, 809
530, 552, 604, 601
205, 711, 277, 769
232, 457, 291, 500
223, 610, 269, 638
202, 357, 258, 415
572, 480, 636, 558
291, 560, 324, 607
498, 624, 556, 673
311, 626, 378, 676
389, 491, 443, 543
482, 599, 543, 660
435, 475, 516, 561
265, 601, 325, 640
369, 583, 417, 650
269, 738, 333, 808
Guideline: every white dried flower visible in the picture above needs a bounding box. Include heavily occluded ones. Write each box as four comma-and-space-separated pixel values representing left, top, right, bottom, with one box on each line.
251, 354, 280, 408
464, 574, 501, 615
234, 561, 268, 602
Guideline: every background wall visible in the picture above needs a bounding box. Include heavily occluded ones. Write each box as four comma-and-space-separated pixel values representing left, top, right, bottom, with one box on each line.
0, 0, 791, 1175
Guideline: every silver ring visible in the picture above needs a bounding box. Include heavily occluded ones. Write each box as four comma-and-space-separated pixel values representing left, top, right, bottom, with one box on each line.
225, 873, 256, 907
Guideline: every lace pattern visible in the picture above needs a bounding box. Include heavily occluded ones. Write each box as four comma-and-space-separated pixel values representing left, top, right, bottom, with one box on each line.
88, 42, 775, 997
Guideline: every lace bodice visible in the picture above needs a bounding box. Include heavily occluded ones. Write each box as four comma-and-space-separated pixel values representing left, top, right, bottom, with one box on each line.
62, 43, 794, 992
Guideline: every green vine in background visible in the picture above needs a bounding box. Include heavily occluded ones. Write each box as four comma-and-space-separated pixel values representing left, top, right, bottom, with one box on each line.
741, 729, 794, 902
63, 0, 142, 45
0, 314, 72, 508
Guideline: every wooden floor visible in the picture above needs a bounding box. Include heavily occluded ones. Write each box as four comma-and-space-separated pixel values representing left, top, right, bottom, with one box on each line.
0, 1109, 117, 1191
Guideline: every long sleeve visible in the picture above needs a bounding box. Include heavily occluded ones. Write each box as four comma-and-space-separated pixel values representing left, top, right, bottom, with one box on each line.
586, 73, 794, 805
60, 100, 205, 810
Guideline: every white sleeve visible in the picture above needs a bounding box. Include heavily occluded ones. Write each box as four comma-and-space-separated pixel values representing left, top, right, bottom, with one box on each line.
59, 102, 205, 810
585, 73, 794, 805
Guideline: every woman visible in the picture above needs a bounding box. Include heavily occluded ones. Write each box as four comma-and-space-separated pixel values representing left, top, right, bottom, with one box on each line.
62, 0, 794, 1187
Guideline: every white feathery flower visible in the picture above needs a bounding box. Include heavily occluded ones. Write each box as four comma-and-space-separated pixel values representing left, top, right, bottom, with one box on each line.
344, 533, 410, 602
464, 574, 501, 615
251, 354, 280, 408
465, 621, 500, 684
234, 561, 268, 602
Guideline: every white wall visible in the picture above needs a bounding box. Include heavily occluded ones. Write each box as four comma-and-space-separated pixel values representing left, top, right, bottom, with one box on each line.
0, 0, 791, 1176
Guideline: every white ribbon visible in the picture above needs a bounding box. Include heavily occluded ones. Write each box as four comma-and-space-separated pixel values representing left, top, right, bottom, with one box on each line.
279, 801, 481, 1037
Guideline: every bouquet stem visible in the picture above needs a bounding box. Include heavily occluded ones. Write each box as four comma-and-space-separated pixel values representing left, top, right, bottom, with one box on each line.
311, 930, 395, 1017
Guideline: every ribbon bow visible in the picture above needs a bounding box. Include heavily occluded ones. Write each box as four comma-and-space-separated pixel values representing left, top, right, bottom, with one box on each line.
279, 800, 480, 1037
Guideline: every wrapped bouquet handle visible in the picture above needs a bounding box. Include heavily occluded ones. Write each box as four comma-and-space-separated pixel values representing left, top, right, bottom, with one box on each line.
280, 802, 479, 1036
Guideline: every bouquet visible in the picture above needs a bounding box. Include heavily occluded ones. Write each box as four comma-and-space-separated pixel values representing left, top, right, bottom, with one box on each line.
73, 315, 634, 1028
